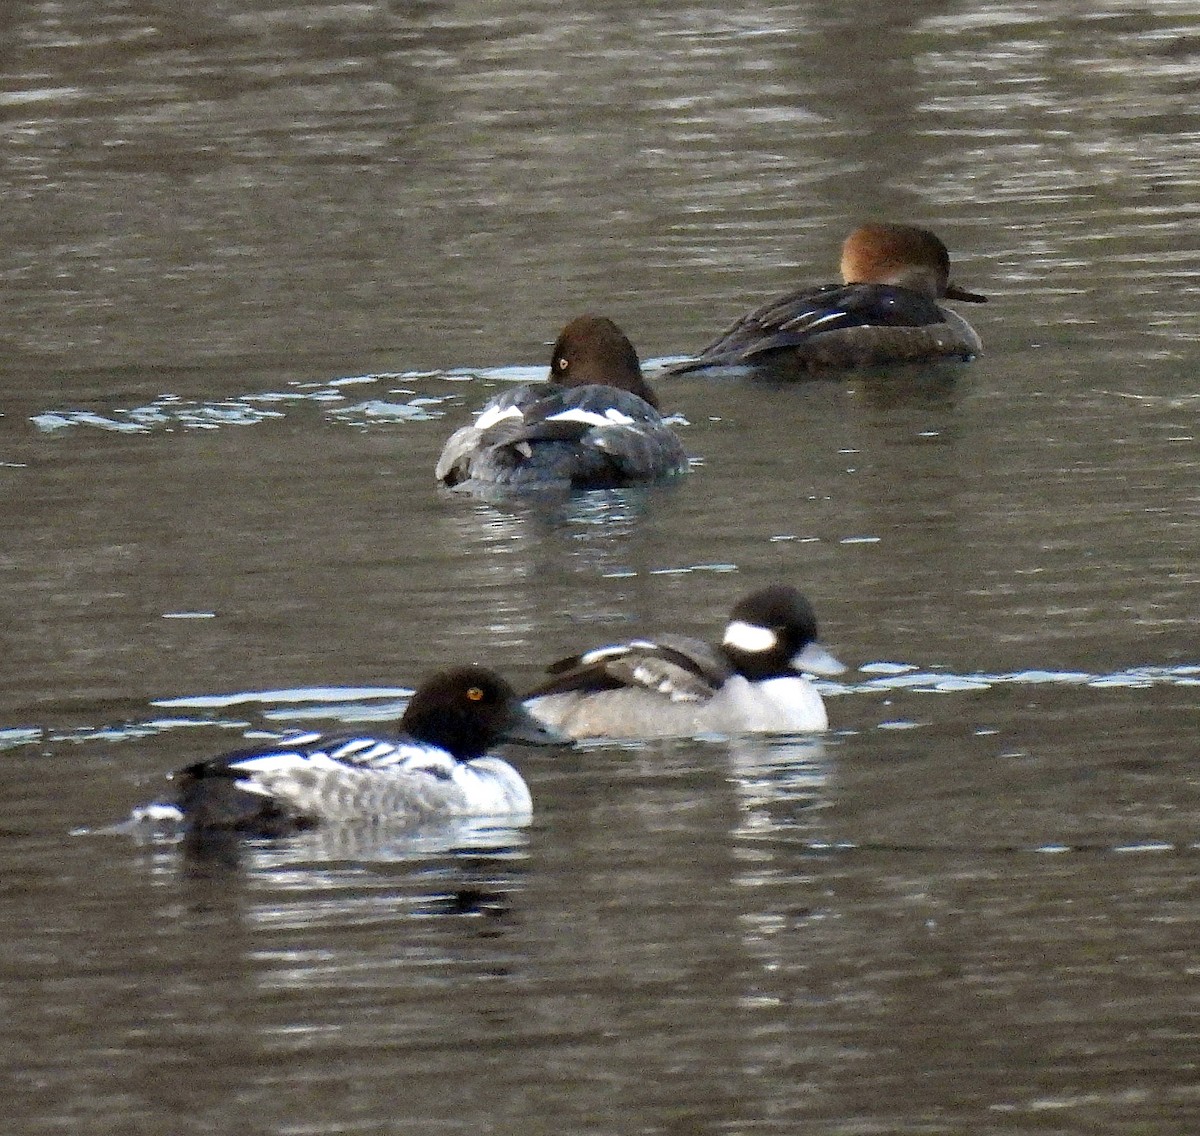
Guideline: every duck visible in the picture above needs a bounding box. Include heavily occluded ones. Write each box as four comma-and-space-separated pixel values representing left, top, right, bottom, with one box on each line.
524, 585, 846, 739
131, 667, 568, 836
436, 315, 689, 492
668, 223, 987, 374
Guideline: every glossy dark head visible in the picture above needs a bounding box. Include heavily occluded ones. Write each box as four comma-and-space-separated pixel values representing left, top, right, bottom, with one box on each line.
548, 315, 661, 408
719, 586, 847, 682
840, 223, 987, 304
402, 666, 568, 758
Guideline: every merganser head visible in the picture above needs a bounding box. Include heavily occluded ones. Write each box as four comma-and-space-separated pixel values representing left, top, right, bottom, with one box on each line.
841, 223, 987, 304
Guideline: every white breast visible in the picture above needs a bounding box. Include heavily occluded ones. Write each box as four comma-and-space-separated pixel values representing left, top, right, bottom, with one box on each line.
700, 675, 828, 733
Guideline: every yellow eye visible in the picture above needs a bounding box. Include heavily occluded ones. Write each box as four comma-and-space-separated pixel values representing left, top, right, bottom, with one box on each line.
556, 356, 569, 371
466, 686, 485, 702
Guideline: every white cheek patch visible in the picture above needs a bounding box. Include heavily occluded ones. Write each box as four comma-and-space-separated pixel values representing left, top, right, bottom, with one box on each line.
475, 404, 524, 431
722, 620, 778, 654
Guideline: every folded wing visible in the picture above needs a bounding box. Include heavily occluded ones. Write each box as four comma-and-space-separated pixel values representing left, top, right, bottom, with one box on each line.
531, 633, 731, 703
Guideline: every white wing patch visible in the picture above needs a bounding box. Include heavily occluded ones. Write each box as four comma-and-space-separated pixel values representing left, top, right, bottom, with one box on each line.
229, 739, 438, 777
789, 310, 847, 332
475, 403, 525, 431
328, 738, 401, 764
546, 407, 636, 428
230, 751, 340, 775
628, 662, 703, 701
577, 640, 661, 666
328, 738, 385, 759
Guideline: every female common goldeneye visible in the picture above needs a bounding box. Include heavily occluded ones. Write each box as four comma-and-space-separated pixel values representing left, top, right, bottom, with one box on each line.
669, 223, 987, 374
135, 667, 567, 836
525, 585, 847, 739
436, 315, 688, 492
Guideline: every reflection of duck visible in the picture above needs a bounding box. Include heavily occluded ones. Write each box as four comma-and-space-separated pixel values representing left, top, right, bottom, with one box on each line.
525, 586, 846, 738
669, 223, 987, 374
131, 668, 567, 837
727, 734, 833, 843
204, 814, 536, 867
436, 315, 688, 492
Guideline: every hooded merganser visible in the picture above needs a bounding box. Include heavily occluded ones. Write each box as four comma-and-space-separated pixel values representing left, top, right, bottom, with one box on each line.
670, 223, 987, 374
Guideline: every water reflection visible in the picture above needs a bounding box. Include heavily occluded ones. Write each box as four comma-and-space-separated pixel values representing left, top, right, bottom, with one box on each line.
172, 815, 531, 872
434, 484, 701, 651
112, 830, 536, 1130
727, 734, 832, 842
3, 1, 1200, 1132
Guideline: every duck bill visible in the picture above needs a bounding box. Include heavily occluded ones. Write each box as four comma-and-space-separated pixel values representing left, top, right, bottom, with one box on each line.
945, 282, 988, 303
504, 703, 573, 747
790, 641, 848, 678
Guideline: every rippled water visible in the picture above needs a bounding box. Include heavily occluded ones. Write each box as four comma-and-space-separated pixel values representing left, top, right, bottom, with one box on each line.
2, 2, 1199, 1133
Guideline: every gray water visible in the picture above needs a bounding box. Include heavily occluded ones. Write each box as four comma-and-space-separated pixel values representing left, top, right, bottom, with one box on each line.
2, 2, 1199, 1133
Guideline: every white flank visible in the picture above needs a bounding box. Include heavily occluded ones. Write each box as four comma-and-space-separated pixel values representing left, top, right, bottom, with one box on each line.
722, 620, 778, 654
402, 750, 457, 778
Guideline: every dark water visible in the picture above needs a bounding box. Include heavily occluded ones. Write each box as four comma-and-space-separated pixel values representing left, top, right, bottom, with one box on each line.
2, 2, 1199, 1133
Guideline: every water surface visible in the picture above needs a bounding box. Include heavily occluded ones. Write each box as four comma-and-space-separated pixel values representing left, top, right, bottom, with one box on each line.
1, 2, 1198, 1133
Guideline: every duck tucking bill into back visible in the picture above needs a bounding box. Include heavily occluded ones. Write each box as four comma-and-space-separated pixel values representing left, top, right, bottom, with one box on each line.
668, 223, 987, 375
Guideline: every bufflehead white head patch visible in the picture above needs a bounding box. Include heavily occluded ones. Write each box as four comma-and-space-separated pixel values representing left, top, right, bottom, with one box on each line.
722, 620, 778, 654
